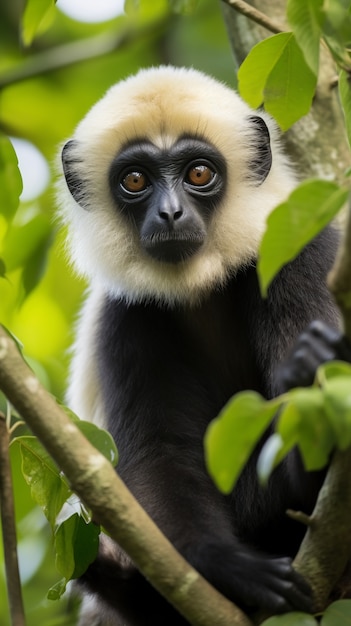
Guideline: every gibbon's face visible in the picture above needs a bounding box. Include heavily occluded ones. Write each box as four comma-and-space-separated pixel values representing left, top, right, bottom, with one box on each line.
59, 66, 296, 305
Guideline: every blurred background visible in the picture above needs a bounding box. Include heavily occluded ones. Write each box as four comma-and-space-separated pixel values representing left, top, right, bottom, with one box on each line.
0, 1, 235, 623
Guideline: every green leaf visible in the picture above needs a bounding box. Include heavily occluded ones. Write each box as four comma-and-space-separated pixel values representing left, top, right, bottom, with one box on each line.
55, 513, 99, 580
322, 599, 351, 625
0, 259, 7, 278
77, 421, 118, 466
169, 0, 198, 14
1, 212, 52, 272
262, 612, 317, 626
339, 70, 351, 150
278, 388, 334, 471
322, 374, 351, 449
238, 34, 292, 109
238, 33, 317, 129
47, 578, 67, 601
258, 180, 348, 296
205, 392, 280, 493
318, 360, 351, 384
0, 134, 23, 220
263, 35, 317, 130
57, 402, 118, 465
22, 232, 52, 296
22, 0, 55, 47
319, 1, 351, 70
13, 436, 71, 528
287, 0, 322, 75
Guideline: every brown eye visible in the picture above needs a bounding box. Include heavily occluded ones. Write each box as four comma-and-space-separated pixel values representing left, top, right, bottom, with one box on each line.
186, 164, 214, 187
122, 171, 148, 193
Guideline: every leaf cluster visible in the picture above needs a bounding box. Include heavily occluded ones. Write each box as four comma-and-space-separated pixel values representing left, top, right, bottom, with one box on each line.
11, 410, 117, 599
238, 0, 351, 132
206, 361, 351, 492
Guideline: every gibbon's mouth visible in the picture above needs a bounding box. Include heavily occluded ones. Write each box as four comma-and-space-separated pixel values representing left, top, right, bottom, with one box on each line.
141, 232, 204, 264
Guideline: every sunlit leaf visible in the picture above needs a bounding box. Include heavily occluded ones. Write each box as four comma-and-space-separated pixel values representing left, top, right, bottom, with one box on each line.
322, 374, 351, 449
238, 34, 291, 108
258, 180, 348, 296
0, 134, 23, 220
47, 578, 67, 601
287, 0, 322, 75
205, 392, 280, 493
13, 436, 71, 528
238, 33, 317, 129
278, 388, 334, 471
2, 212, 52, 272
22, 0, 55, 47
263, 35, 317, 129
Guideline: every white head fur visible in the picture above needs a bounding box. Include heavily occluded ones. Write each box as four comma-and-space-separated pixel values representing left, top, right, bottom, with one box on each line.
58, 65, 296, 306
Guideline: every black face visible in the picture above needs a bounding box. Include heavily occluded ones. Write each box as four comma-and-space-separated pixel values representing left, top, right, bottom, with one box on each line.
108, 137, 227, 264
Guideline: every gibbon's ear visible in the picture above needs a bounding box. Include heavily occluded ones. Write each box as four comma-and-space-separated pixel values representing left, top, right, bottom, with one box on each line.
61, 139, 86, 207
247, 115, 272, 185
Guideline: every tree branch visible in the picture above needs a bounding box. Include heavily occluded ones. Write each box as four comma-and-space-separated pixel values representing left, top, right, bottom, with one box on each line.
0, 411, 26, 626
220, 0, 284, 35
0, 328, 252, 626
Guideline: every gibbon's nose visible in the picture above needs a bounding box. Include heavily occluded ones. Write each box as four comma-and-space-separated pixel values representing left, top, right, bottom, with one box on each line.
158, 192, 184, 225
159, 205, 184, 224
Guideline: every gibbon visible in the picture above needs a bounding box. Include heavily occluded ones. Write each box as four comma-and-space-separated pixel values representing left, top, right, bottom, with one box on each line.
58, 66, 350, 625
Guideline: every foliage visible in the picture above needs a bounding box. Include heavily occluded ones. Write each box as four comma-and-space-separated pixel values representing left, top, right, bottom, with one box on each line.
205, 361, 351, 493
238, 0, 351, 130
11, 413, 117, 598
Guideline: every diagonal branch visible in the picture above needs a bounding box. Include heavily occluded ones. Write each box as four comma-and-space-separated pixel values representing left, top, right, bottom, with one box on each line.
0, 327, 252, 626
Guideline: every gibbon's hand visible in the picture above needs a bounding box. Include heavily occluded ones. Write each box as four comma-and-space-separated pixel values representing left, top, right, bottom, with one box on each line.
278, 320, 351, 393
187, 542, 313, 614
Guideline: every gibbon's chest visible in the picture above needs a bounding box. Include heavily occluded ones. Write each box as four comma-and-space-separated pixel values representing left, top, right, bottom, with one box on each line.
97, 272, 263, 415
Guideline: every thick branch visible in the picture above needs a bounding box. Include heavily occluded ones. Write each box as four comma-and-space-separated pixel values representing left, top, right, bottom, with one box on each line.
293, 449, 351, 610
293, 201, 351, 608
0, 412, 26, 626
0, 327, 251, 626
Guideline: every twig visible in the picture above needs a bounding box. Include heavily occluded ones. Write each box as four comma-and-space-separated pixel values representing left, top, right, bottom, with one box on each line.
286, 510, 314, 527
220, 0, 284, 35
0, 18, 168, 90
0, 412, 26, 626
0, 329, 252, 626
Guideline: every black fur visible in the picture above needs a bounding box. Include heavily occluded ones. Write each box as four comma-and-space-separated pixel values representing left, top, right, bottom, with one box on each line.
78, 226, 349, 625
